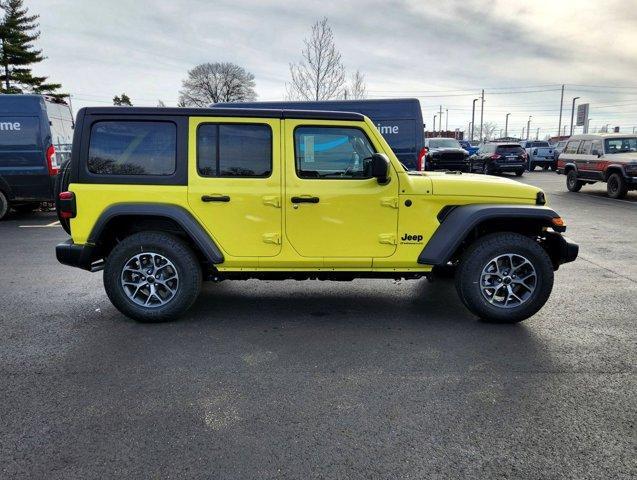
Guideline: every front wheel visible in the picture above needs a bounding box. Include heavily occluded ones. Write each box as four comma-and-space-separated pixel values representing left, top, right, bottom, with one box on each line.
103, 231, 202, 322
0, 191, 8, 220
455, 232, 554, 323
606, 173, 628, 199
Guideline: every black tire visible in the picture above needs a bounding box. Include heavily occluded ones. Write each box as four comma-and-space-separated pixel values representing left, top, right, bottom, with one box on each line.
103, 231, 202, 322
606, 173, 628, 199
528, 162, 536, 171
0, 190, 8, 220
566, 170, 583, 192
515, 169, 524, 177
455, 232, 554, 323
542, 165, 549, 171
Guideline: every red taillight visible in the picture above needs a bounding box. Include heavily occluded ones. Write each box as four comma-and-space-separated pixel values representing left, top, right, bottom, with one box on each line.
58, 191, 76, 219
417, 147, 427, 171
490, 153, 502, 160
46, 145, 59, 175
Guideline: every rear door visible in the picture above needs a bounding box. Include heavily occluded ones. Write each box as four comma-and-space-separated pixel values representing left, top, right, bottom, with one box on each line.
0, 115, 49, 200
187, 117, 282, 259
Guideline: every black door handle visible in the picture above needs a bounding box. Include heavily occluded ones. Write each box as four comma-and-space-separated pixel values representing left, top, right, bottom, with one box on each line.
201, 195, 230, 202
291, 196, 319, 204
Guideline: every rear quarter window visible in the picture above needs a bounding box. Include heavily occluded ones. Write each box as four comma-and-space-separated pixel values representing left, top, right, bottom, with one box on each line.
88, 121, 176, 175
496, 145, 524, 154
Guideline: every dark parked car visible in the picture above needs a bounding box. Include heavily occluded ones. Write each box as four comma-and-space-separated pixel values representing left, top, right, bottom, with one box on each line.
214, 98, 426, 171
423, 137, 470, 171
0, 94, 60, 220
470, 143, 527, 176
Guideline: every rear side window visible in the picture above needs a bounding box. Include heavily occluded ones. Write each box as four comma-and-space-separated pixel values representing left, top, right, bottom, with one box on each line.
564, 141, 580, 154
88, 121, 176, 175
197, 124, 272, 177
578, 140, 592, 155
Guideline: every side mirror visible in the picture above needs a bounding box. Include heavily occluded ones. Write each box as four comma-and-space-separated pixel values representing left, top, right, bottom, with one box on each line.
370, 153, 390, 183
592, 149, 601, 157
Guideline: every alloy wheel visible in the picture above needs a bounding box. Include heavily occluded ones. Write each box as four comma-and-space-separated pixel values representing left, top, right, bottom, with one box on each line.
479, 253, 537, 308
120, 252, 179, 307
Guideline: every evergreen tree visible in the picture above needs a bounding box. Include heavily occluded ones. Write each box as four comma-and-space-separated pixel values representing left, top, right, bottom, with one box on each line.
113, 93, 132, 106
0, 0, 64, 98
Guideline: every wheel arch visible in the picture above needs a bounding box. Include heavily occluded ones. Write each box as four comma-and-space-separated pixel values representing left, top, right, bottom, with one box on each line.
88, 204, 224, 265
603, 164, 625, 180
418, 204, 564, 267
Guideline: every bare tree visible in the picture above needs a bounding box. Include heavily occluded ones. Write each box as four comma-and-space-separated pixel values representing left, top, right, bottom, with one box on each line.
179, 62, 257, 106
157, 99, 166, 107
287, 18, 345, 101
480, 121, 498, 141
343, 70, 366, 100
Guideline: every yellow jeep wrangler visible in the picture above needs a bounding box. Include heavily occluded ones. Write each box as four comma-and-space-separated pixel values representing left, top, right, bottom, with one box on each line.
55, 107, 578, 323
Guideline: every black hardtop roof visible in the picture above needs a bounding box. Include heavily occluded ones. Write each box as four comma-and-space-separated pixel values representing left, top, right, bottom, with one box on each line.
78, 106, 365, 121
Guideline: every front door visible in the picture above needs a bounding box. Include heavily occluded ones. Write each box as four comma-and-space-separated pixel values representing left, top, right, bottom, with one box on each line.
284, 120, 399, 265
187, 117, 282, 258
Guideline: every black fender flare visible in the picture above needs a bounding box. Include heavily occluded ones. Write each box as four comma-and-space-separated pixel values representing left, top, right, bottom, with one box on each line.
89, 203, 224, 264
417, 204, 561, 265
563, 162, 577, 173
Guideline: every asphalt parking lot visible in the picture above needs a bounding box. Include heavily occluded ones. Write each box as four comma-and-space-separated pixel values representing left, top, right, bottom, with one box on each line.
1, 172, 635, 479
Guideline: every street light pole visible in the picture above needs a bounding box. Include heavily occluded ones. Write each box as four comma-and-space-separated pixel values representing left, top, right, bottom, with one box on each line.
433, 114, 437, 134
439, 105, 443, 135
505, 113, 510, 138
536, 127, 539, 140
479, 89, 484, 142
569, 96, 580, 136
557, 84, 564, 138
471, 98, 479, 141
527, 116, 532, 140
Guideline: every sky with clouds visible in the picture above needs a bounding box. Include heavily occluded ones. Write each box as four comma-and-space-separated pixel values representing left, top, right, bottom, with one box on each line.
29, 0, 637, 137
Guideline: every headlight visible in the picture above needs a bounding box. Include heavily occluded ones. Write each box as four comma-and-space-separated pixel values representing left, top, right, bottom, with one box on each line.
625, 164, 637, 175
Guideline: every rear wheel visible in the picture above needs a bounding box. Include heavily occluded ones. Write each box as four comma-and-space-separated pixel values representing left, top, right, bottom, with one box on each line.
566, 170, 583, 192
515, 169, 524, 177
606, 173, 628, 199
103, 231, 202, 322
0, 191, 8, 220
455, 232, 554, 323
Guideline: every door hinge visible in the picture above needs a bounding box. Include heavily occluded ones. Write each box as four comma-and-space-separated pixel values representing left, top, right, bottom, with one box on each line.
380, 197, 399, 209
262, 233, 281, 245
262, 196, 281, 208
378, 234, 397, 245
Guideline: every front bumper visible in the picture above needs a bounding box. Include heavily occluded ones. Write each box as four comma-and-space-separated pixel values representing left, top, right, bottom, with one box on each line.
56, 239, 103, 271
544, 232, 579, 268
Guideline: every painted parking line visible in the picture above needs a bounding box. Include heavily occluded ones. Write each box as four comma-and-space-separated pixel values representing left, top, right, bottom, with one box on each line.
578, 192, 637, 205
19, 220, 61, 228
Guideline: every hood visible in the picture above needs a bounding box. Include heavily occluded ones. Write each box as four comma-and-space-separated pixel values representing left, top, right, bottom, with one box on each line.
404, 171, 541, 200
604, 153, 637, 163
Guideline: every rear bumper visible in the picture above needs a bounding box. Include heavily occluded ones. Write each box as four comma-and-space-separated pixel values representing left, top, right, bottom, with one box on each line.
56, 239, 103, 271
495, 163, 526, 172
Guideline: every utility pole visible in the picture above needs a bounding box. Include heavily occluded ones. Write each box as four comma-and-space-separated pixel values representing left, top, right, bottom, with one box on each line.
557, 84, 564, 138
479, 89, 484, 143
468, 121, 472, 138
445, 108, 448, 131
527, 116, 532, 140
536, 127, 539, 140
433, 114, 437, 134
439, 105, 443, 135
499, 129, 503, 138
471, 98, 479, 141
505, 113, 510, 138
569, 96, 580, 136
522, 127, 525, 139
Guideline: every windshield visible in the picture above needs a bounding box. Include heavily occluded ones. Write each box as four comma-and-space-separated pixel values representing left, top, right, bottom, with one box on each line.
604, 137, 637, 154
429, 138, 460, 148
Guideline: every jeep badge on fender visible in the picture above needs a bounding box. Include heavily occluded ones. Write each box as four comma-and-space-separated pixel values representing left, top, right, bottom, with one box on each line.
55, 105, 578, 324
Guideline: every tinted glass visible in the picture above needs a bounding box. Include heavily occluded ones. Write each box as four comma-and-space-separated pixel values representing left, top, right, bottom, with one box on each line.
428, 138, 461, 148
604, 137, 637, 154
294, 127, 375, 179
197, 124, 272, 177
496, 145, 524, 154
0, 116, 39, 149
531, 141, 550, 147
591, 140, 603, 154
88, 121, 176, 175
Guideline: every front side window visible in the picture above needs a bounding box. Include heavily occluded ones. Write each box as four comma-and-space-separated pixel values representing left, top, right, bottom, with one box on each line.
88, 121, 176, 175
604, 137, 637, 154
294, 126, 376, 179
197, 124, 272, 177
